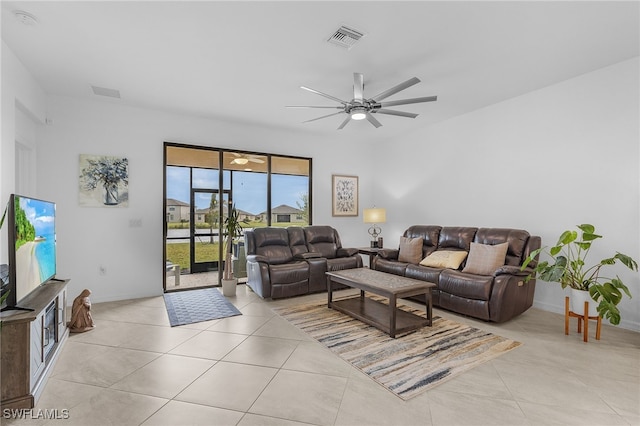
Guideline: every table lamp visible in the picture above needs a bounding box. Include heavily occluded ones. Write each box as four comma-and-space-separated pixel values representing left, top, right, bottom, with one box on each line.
363, 207, 386, 248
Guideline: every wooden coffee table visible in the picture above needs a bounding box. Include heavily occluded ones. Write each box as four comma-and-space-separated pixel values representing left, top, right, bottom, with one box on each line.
326, 268, 435, 338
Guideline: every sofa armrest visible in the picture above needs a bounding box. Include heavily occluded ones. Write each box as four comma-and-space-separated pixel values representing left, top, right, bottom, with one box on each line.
494, 265, 534, 277
294, 252, 322, 260
336, 248, 358, 257
377, 248, 399, 260
247, 254, 270, 264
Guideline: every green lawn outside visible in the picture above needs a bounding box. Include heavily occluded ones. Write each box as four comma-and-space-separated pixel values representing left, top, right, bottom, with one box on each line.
166, 242, 220, 270
168, 221, 307, 230
165, 221, 309, 271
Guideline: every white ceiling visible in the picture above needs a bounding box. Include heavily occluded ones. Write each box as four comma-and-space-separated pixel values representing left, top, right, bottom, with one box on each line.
2, 1, 638, 139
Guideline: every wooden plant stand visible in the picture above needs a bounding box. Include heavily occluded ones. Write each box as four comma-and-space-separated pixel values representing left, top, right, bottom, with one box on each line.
565, 296, 602, 342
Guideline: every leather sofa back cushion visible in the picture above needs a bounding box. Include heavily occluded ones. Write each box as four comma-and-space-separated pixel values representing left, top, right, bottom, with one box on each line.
439, 227, 478, 251
287, 227, 309, 257
474, 228, 530, 266
404, 226, 441, 258
305, 226, 338, 258
398, 236, 424, 264
420, 250, 468, 269
253, 228, 293, 264
462, 242, 509, 275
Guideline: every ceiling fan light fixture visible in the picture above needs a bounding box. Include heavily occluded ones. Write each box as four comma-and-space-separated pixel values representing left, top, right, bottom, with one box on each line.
234, 158, 249, 165
351, 109, 367, 120
291, 72, 437, 129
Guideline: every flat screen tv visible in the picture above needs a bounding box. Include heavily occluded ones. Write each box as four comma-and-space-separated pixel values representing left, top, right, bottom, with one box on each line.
1, 194, 57, 311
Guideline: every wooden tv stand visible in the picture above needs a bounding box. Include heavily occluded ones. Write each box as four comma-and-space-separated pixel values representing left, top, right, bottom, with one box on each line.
1, 280, 69, 409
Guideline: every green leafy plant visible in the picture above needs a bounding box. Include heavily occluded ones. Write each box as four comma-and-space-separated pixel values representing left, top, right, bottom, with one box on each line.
522, 224, 637, 325
222, 204, 244, 281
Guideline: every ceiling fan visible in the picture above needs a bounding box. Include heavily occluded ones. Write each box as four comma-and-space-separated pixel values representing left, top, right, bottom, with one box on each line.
286, 73, 437, 129
230, 153, 265, 165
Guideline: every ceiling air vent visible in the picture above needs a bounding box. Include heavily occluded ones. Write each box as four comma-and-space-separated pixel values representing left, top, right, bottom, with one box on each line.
327, 25, 365, 49
91, 85, 121, 99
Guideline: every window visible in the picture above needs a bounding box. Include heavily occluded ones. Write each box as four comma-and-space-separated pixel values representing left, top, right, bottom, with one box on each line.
271, 156, 310, 227
276, 214, 290, 223
164, 143, 312, 292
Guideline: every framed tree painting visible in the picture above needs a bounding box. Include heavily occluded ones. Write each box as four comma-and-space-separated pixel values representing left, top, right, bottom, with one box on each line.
79, 154, 129, 207
332, 174, 358, 216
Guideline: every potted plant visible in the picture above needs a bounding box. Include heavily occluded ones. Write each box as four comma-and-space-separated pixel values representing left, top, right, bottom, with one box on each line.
522, 224, 637, 325
221, 204, 243, 297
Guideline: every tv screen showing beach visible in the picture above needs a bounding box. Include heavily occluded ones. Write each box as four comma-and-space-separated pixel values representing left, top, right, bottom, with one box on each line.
14, 196, 56, 302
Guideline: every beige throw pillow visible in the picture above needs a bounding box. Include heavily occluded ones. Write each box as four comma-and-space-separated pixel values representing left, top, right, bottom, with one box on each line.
462, 242, 509, 275
398, 236, 423, 264
420, 250, 468, 269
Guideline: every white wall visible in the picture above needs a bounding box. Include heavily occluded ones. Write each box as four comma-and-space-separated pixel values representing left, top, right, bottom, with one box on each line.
0, 41, 47, 264
378, 58, 640, 330
3, 38, 638, 330
34, 95, 376, 303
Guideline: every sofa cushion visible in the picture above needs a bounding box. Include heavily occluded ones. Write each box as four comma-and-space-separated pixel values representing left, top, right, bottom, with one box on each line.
304, 226, 339, 258
462, 242, 508, 275
403, 225, 441, 258
474, 228, 530, 266
327, 257, 360, 271
287, 227, 309, 257
253, 228, 293, 264
439, 269, 494, 301
438, 227, 478, 251
420, 250, 468, 269
405, 264, 442, 284
374, 257, 409, 276
268, 261, 309, 284
398, 236, 423, 264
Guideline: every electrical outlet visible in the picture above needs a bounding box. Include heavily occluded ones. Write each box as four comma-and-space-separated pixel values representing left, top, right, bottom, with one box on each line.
99, 266, 106, 276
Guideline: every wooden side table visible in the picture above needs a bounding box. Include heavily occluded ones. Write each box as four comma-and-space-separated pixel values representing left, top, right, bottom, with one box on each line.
565, 296, 601, 342
357, 247, 382, 269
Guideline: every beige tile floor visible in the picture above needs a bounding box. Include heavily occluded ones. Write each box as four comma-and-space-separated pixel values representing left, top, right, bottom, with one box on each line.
5, 285, 639, 426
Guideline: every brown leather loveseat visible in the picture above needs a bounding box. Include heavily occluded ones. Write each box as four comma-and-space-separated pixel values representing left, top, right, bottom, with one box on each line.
246, 225, 363, 299
373, 226, 541, 322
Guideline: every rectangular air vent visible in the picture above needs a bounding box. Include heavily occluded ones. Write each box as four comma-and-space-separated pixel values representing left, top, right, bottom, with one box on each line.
91, 85, 121, 99
327, 25, 365, 49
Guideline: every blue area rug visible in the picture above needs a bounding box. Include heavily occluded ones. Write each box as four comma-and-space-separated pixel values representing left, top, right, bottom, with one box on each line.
163, 288, 242, 327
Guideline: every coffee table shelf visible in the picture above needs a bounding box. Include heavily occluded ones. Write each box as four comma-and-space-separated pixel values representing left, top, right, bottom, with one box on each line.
331, 295, 430, 337
326, 268, 435, 338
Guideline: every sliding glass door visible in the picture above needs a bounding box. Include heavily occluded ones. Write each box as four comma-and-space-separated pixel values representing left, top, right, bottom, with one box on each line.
164, 143, 312, 292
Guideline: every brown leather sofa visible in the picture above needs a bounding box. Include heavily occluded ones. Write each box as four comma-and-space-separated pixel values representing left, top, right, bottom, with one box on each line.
373, 226, 541, 322
246, 225, 363, 299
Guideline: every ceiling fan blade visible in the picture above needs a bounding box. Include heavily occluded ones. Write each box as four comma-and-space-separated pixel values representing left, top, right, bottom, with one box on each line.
300, 86, 348, 105
248, 158, 265, 164
379, 96, 437, 107
366, 113, 383, 128
353, 73, 364, 102
337, 116, 351, 130
286, 105, 343, 109
374, 109, 418, 119
302, 111, 344, 123
371, 77, 421, 102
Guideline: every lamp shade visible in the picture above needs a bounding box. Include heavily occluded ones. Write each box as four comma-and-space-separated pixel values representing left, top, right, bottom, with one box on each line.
363, 208, 386, 223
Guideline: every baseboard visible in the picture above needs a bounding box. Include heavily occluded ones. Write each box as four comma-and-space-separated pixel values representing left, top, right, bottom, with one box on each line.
533, 300, 640, 332
88, 290, 163, 305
